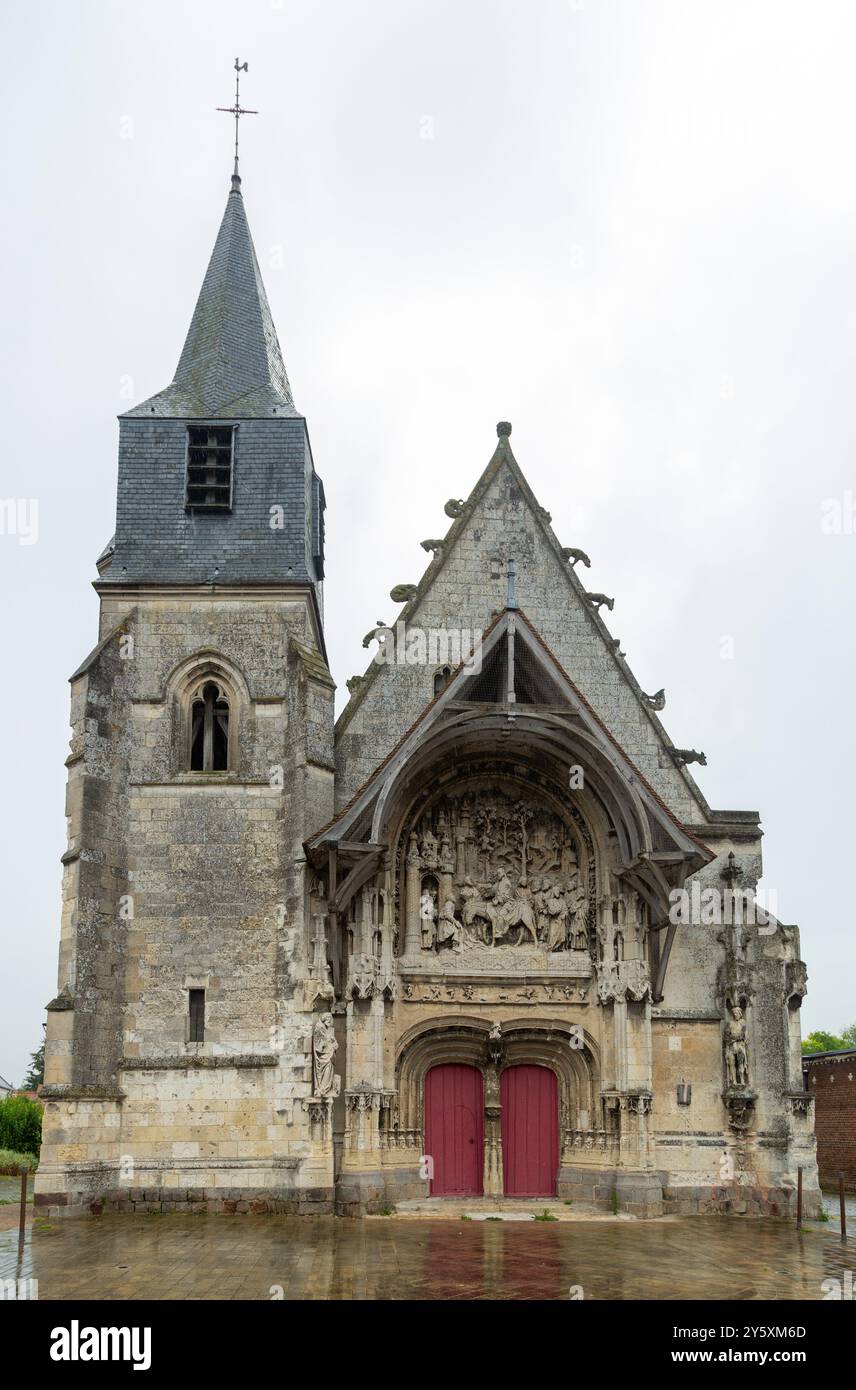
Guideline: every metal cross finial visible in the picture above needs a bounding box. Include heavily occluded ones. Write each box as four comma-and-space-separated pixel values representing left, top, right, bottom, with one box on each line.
217, 58, 257, 188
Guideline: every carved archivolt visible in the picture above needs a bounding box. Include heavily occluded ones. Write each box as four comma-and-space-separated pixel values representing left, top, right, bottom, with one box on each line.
394, 1016, 600, 1135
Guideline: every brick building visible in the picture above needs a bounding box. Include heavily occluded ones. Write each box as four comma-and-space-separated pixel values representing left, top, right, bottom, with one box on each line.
36, 149, 820, 1220
803, 1049, 856, 1190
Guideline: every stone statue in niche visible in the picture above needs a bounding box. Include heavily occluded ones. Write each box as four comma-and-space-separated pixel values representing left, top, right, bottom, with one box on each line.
570, 885, 590, 951
420, 890, 437, 950
724, 1002, 749, 1088
313, 1012, 341, 1098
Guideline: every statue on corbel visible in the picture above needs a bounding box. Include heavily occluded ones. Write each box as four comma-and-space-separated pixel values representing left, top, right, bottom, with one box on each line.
721, 990, 756, 1132
724, 999, 750, 1089
312, 1012, 341, 1099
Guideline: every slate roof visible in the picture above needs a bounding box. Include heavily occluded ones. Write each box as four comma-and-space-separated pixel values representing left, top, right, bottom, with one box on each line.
124, 176, 299, 420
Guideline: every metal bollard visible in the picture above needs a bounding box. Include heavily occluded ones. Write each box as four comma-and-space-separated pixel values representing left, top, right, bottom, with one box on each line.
18, 1166, 28, 1250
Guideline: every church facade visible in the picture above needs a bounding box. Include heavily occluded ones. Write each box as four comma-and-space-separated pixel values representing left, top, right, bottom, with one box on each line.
36, 165, 820, 1220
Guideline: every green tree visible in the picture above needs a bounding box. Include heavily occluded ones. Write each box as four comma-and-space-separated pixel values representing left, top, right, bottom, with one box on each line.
0, 1094, 42, 1158
22, 1040, 44, 1091
802, 1025, 856, 1055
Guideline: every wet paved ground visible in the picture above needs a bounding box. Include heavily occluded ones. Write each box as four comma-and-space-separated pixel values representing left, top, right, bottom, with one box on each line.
1, 1211, 852, 1300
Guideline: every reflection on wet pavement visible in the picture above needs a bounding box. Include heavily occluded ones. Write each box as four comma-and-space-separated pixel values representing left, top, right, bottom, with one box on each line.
1, 1213, 852, 1300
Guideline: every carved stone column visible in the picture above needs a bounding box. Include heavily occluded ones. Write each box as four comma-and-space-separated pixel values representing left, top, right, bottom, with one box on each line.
484, 1104, 503, 1196
454, 829, 467, 886
404, 834, 421, 956
483, 1054, 503, 1196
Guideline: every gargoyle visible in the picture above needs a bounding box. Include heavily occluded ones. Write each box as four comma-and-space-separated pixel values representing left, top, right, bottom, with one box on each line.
671, 747, 707, 767
586, 592, 614, 612
642, 688, 666, 710
420, 539, 444, 557
362, 620, 389, 649
444, 498, 465, 518
562, 547, 591, 568
390, 583, 418, 604
346, 675, 365, 695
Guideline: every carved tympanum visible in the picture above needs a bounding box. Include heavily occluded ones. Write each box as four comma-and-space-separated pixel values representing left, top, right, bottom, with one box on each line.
403, 784, 594, 955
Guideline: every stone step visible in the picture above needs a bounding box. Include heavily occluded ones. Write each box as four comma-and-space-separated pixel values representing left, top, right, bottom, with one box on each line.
391, 1197, 638, 1222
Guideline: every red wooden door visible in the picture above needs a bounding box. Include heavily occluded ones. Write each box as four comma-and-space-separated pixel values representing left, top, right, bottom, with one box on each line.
501, 1065, 558, 1196
424, 1064, 484, 1196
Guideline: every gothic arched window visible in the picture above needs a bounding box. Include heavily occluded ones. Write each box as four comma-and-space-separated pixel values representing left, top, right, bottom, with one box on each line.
189, 680, 230, 771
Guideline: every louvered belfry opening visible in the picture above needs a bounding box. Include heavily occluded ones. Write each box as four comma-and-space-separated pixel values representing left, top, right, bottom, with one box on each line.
190, 681, 230, 771
186, 424, 234, 511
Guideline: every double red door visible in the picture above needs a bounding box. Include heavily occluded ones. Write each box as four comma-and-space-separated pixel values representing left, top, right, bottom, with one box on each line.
424, 1063, 558, 1198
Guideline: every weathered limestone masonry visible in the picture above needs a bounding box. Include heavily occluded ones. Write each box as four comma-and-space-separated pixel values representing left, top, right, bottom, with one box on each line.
38, 170, 337, 1216
40, 161, 820, 1220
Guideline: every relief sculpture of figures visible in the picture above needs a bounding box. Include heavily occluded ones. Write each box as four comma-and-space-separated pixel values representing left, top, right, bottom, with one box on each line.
570, 884, 590, 951
408, 786, 595, 953
436, 900, 464, 952
313, 1012, 340, 1098
542, 879, 569, 951
724, 1002, 749, 1088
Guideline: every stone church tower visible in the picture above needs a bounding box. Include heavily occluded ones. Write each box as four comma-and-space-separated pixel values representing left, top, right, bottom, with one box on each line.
38, 166, 335, 1215
38, 161, 820, 1220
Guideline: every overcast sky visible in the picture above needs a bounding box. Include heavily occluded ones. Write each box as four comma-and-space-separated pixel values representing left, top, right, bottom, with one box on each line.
1, 0, 854, 1086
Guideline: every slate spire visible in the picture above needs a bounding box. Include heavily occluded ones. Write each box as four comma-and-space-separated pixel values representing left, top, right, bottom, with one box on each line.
126, 178, 297, 420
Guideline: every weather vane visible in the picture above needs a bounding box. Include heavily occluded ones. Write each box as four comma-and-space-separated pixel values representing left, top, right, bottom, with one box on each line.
217, 58, 257, 186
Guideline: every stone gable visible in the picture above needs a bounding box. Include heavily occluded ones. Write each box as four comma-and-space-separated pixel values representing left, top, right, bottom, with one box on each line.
335, 430, 708, 826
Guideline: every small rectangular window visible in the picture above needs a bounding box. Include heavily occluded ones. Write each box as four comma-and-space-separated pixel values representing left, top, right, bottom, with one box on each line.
188, 988, 206, 1043
186, 425, 234, 511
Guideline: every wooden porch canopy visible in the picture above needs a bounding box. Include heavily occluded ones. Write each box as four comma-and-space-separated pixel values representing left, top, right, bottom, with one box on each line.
305, 609, 712, 1000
